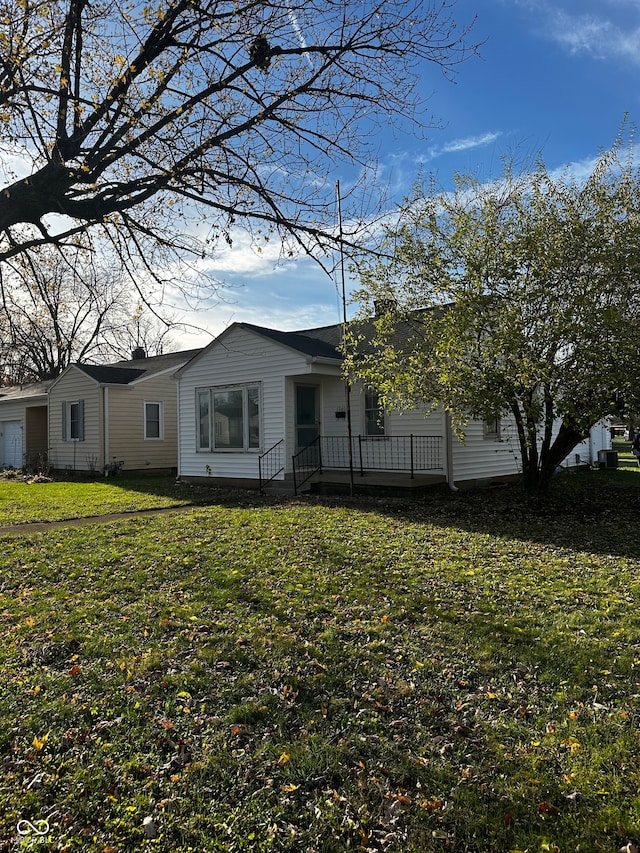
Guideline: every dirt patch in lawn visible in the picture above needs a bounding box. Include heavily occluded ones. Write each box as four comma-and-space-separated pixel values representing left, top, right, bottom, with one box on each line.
0, 505, 197, 536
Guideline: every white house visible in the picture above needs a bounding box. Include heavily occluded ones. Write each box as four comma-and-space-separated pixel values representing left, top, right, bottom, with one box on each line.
175, 321, 612, 493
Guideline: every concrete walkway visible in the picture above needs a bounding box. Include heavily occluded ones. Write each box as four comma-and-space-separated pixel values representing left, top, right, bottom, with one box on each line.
0, 504, 198, 536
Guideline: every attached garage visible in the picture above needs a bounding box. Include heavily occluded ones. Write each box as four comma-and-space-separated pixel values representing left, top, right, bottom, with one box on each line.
0, 420, 22, 468
0, 381, 52, 471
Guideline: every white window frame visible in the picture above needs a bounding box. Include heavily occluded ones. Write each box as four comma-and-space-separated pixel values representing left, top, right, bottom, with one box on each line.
196, 384, 261, 452
483, 417, 501, 440
63, 400, 84, 442
144, 401, 163, 440
363, 389, 386, 437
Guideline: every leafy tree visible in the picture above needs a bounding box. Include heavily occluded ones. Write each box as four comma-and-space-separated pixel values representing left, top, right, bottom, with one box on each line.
0, 0, 477, 275
344, 137, 640, 494
0, 246, 176, 383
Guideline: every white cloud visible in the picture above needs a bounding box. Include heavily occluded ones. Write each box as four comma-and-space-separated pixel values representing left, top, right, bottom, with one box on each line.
159, 233, 352, 348
549, 11, 640, 62
174, 276, 348, 348
513, 1, 640, 65
548, 13, 611, 58
198, 232, 294, 278
442, 132, 503, 154
416, 131, 502, 165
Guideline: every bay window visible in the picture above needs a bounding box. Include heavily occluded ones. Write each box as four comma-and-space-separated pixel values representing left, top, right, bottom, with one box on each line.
197, 384, 260, 451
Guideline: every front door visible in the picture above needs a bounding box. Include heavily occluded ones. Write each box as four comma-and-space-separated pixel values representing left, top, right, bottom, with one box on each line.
296, 385, 319, 451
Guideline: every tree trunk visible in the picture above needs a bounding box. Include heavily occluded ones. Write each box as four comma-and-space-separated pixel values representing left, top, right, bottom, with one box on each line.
0, 164, 77, 229
523, 422, 586, 495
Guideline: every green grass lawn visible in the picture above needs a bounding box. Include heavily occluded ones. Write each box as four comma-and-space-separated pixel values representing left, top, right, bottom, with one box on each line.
0, 475, 210, 526
0, 469, 639, 851
613, 437, 640, 471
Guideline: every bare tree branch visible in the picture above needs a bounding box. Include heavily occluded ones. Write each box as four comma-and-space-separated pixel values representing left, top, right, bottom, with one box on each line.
0, 0, 479, 270
0, 244, 179, 381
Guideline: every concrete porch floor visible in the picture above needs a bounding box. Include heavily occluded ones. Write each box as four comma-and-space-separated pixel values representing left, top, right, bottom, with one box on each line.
305, 469, 447, 496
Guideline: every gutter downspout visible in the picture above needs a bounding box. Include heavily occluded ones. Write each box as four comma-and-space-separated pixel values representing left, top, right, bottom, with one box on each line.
176, 377, 181, 481
444, 410, 458, 491
102, 386, 109, 471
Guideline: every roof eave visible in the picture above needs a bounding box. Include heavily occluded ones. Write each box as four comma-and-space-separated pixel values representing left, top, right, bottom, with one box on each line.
305, 355, 343, 365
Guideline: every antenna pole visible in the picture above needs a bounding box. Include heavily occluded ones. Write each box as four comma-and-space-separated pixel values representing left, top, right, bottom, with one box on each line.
336, 179, 354, 496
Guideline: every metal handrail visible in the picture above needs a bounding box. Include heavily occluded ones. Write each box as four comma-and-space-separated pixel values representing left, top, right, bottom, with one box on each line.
283, 434, 443, 495
258, 439, 284, 494
292, 436, 322, 495
323, 434, 443, 478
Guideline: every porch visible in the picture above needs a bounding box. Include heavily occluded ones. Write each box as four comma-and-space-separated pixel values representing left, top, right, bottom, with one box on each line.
259, 433, 446, 495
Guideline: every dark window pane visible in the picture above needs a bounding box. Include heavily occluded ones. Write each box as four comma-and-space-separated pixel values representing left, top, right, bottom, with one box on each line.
214, 389, 243, 448
198, 392, 210, 449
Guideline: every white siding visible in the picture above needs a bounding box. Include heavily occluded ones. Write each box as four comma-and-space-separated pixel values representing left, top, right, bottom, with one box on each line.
178, 326, 330, 480
320, 386, 445, 441
451, 416, 613, 485
318, 380, 350, 439
387, 404, 445, 437
451, 415, 522, 484
48, 369, 102, 472
568, 422, 611, 467
312, 385, 447, 473
177, 324, 613, 485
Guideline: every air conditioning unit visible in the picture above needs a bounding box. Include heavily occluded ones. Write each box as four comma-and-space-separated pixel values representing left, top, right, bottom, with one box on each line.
598, 449, 618, 469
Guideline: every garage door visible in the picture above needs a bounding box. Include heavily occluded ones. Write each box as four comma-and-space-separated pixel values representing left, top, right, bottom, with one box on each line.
1, 421, 22, 468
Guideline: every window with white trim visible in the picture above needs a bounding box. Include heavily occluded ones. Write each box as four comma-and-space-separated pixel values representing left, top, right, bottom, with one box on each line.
197, 385, 260, 451
483, 417, 501, 440
144, 401, 163, 439
364, 389, 385, 436
62, 400, 85, 441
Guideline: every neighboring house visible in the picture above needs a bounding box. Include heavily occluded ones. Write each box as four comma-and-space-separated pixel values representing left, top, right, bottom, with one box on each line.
48, 348, 200, 474
175, 321, 613, 493
0, 381, 52, 469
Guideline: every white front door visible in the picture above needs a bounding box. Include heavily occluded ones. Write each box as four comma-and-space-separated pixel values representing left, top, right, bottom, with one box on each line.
1, 421, 22, 468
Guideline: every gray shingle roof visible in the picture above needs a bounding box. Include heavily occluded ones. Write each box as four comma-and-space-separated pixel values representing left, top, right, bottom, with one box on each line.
240, 313, 433, 361
240, 323, 342, 360
74, 348, 201, 385
0, 380, 52, 400
74, 364, 146, 384
298, 313, 433, 357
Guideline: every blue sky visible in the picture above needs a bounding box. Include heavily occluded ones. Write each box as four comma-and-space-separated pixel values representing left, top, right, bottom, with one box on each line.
176, 0, 640, 348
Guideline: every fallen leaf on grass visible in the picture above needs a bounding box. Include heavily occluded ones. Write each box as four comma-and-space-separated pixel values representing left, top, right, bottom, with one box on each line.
32, 733, 48, 750
418, 798, 443, 812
